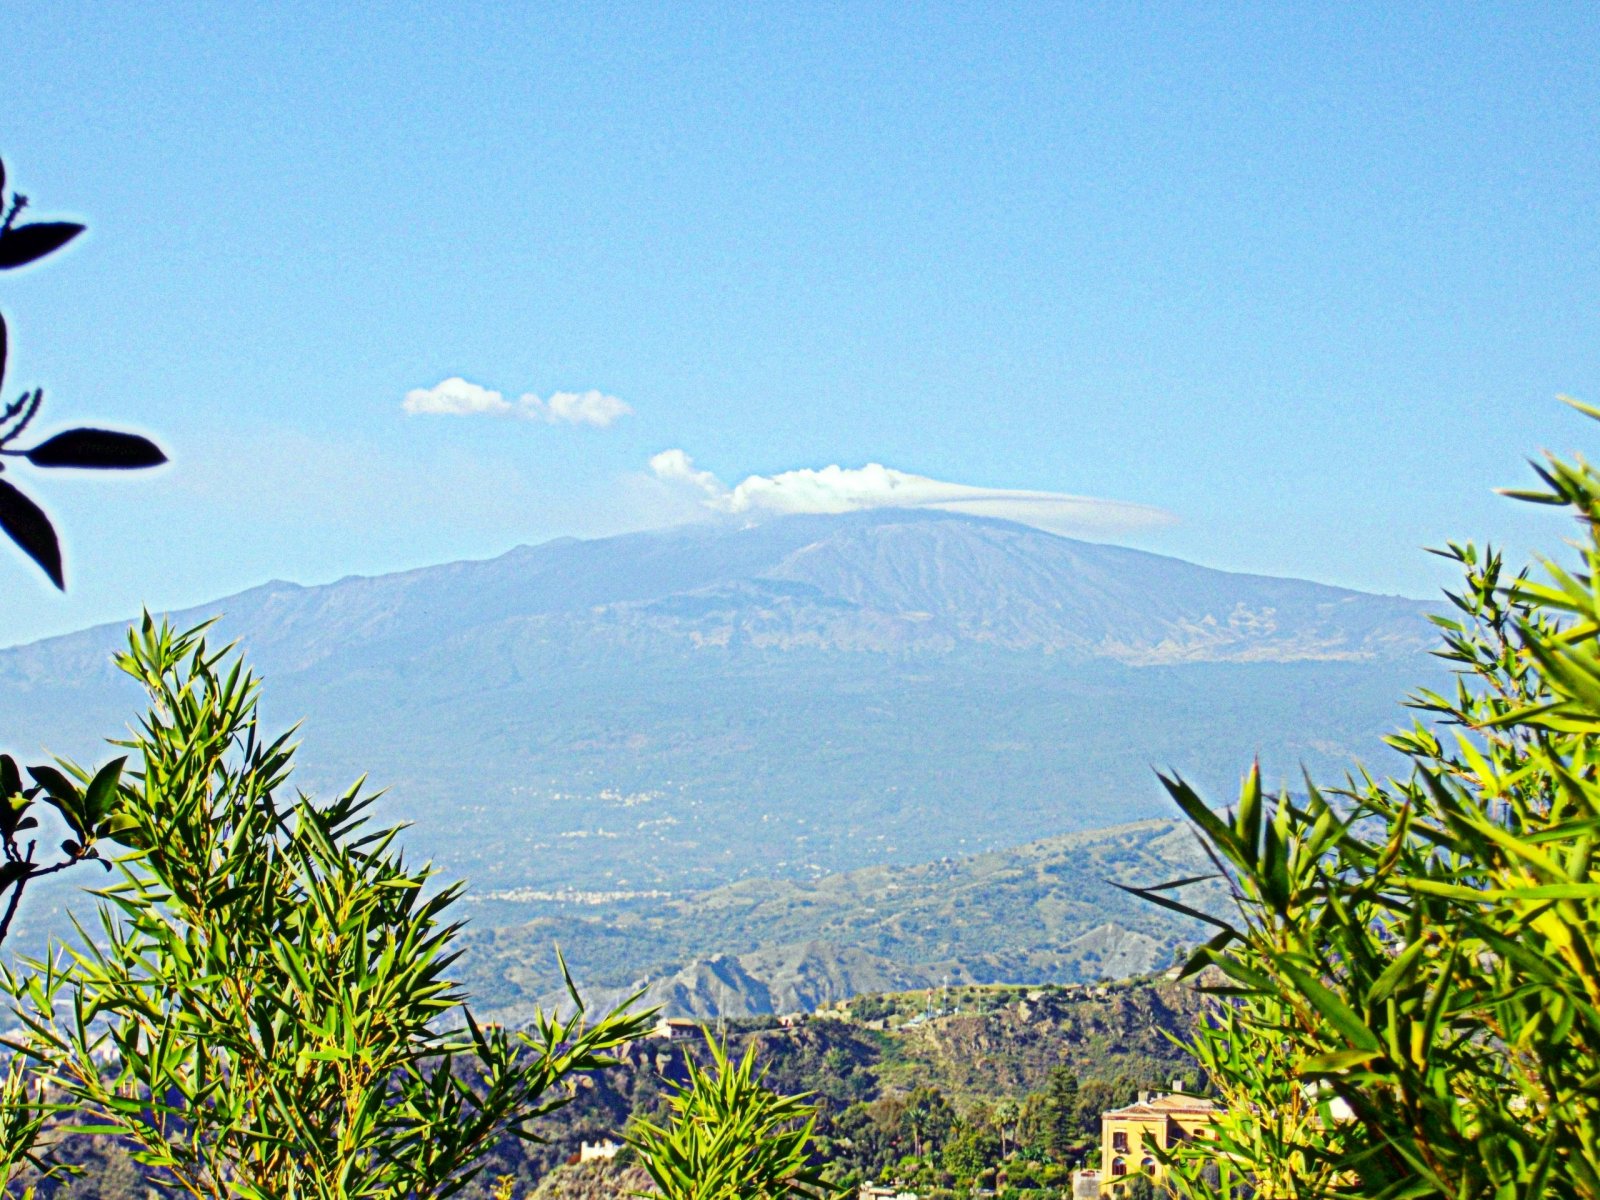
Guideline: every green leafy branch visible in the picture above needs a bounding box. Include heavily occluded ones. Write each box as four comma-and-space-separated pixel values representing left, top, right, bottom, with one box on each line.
0, 749, 130, 949
6, 617, 657, 1197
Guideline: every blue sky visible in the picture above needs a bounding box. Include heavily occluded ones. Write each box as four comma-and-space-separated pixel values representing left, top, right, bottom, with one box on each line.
1, 2, 1596, 645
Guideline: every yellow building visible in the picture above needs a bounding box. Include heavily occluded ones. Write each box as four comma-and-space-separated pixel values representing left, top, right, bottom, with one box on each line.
1098, 1091, 1219, 1194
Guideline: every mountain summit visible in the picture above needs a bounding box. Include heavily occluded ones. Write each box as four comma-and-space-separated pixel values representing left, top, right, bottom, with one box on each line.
579, 508, 1425, 663
0, 510, 1434, 925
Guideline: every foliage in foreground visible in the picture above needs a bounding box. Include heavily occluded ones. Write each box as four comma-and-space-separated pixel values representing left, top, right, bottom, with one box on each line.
1, 973, 1194, 1196
626, 1034, 845, 1200
3, 617, 653, 1199
1130, 413, 1600, 1198
0, 150, 168, 959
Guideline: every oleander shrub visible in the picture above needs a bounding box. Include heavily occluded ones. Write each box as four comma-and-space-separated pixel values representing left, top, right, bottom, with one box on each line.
1130, 407, 1600, 1198
5, 618, 652, 1198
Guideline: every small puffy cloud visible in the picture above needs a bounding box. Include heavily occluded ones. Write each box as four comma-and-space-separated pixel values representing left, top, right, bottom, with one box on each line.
403, 377, 511, 416
647, 449, 725, 498
403, 379, 630, 428
647, 453, 1175, 537
521, 390, 633, 428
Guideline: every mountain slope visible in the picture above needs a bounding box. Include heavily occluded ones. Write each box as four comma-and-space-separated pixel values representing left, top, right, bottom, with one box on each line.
0, 509, 1435, 939
1, 509, 1426, 678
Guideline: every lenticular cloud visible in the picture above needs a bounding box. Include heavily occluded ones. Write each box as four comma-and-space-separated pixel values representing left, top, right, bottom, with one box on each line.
648, 452, 1175, 536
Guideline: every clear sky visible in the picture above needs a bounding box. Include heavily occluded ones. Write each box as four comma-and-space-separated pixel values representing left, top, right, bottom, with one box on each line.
1, 2, 1596, 646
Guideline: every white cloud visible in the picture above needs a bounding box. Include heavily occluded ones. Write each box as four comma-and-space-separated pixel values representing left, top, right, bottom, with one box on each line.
403, 377, 512, 416
521, 390, 633, 428
403, 379, 630, 428
647, 449, 725, 498
647, 453, 1176, 537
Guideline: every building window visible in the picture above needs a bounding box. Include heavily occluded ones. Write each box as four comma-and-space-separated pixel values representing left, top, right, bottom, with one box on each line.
1112, 1157, 1127, 1178
1142, 1157, 1157, 1175
1112, 1131, 1129, 1153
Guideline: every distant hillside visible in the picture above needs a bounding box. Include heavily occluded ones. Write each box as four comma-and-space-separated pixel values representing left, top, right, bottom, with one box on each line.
28, 972, 1210, 1200
0, 509, 1435, 947
461, 817, 1226, 1021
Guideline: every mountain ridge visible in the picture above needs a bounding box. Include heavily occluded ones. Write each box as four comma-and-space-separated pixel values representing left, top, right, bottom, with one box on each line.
0, 509, 1428, 671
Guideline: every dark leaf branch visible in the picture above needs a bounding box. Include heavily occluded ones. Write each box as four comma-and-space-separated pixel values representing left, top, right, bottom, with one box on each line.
0, 164, 81, 267
0, 222, 83, 271
0, 381, 43, 446
0, 752, 127, 948
0, 478, 62, 589
20, 429, 167, 469
0, 155, 166, 589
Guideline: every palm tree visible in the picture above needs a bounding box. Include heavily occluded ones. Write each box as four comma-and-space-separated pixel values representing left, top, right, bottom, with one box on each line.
994, 1098, 1021, 1158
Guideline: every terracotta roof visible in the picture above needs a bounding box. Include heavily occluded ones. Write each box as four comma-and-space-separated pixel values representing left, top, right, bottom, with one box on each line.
1103, 1093, 1219, 1119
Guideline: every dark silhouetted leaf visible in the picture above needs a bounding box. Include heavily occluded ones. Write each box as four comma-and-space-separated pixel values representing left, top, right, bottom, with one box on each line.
26, 764, 77, 803
26, 428, 166, 470
0, 478, 63, 588
0, 312, 7, 394
0, 389, 44, 447
0, 222, 85, 269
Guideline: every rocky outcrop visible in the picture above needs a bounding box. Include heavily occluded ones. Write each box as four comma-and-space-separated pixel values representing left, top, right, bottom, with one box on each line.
528, 1159, 657, 1200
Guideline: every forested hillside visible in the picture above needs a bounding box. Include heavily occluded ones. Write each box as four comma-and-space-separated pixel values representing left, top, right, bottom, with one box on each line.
26, 973, 1208, 1200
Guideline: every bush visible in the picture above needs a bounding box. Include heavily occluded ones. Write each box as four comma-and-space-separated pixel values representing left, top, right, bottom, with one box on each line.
942, 1126, 1000, 1179
6, 619, 651, 1197
626, 1033, 844, 1199
1132, 408, 1600, 1197
1005, 1161, 1041, 1188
